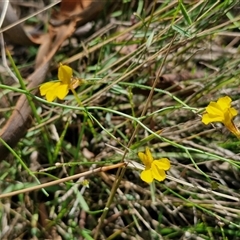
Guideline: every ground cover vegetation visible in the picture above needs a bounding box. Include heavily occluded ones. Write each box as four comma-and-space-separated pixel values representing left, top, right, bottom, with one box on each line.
0, 1, 240, 239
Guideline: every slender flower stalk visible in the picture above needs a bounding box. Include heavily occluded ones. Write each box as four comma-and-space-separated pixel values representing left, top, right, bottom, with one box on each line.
138, 147, 171, 183
202, 96, 240, 137
39, 63, 96, 137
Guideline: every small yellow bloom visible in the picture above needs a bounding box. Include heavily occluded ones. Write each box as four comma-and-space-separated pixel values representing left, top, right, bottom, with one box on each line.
80, 179, 89, 188
202, 96, 240, 136
40, 64, 83, 102
138, 147, 171, 183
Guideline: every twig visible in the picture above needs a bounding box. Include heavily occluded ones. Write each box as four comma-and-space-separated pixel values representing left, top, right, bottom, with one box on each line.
0, 162, 125, 199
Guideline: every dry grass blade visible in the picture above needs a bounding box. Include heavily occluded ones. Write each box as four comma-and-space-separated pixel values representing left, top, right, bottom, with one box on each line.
1, 1, 240, 239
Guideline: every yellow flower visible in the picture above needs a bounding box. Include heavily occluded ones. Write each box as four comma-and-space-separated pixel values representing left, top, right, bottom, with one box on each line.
202, 96, 240, 136
138, 147, 171, 183
80, 179, 89, 188
40, 64, 82, 102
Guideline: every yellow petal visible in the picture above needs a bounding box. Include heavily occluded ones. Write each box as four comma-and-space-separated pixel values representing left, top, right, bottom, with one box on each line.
223, 119, 240, 135
140, 169, 153, 183
201, 114, 210, 125
138, 152, 151, 169
223, 111, 234, 125
202, 113, 224, 124
153, 158, 171, 170
56, 84, 69, 100
40, 82, 61, 102
151, 164, 166, 181
45, 91, 57, 102
39, 82, 59, 96
217, 96, 232, 110
145, 147, 153, 163
58, 64, 72, 84
206, 102, 223, 116
229, 108, 238, 117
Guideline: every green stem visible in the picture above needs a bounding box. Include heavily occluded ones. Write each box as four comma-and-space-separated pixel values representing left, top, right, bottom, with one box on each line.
0, 138, 48, 196
70, 87, 96, 138
34, 97, 240, 169
7, 49, 53, 163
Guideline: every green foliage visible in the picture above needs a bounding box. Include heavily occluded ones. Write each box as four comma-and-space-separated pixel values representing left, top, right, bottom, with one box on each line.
1, 1, 240, 239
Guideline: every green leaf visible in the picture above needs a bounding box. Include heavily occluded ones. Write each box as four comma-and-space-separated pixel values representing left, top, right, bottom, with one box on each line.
172, 24, 191, 37
76, 190, 89, 212
146, 30, 155, 48
179, 0, 192, 25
